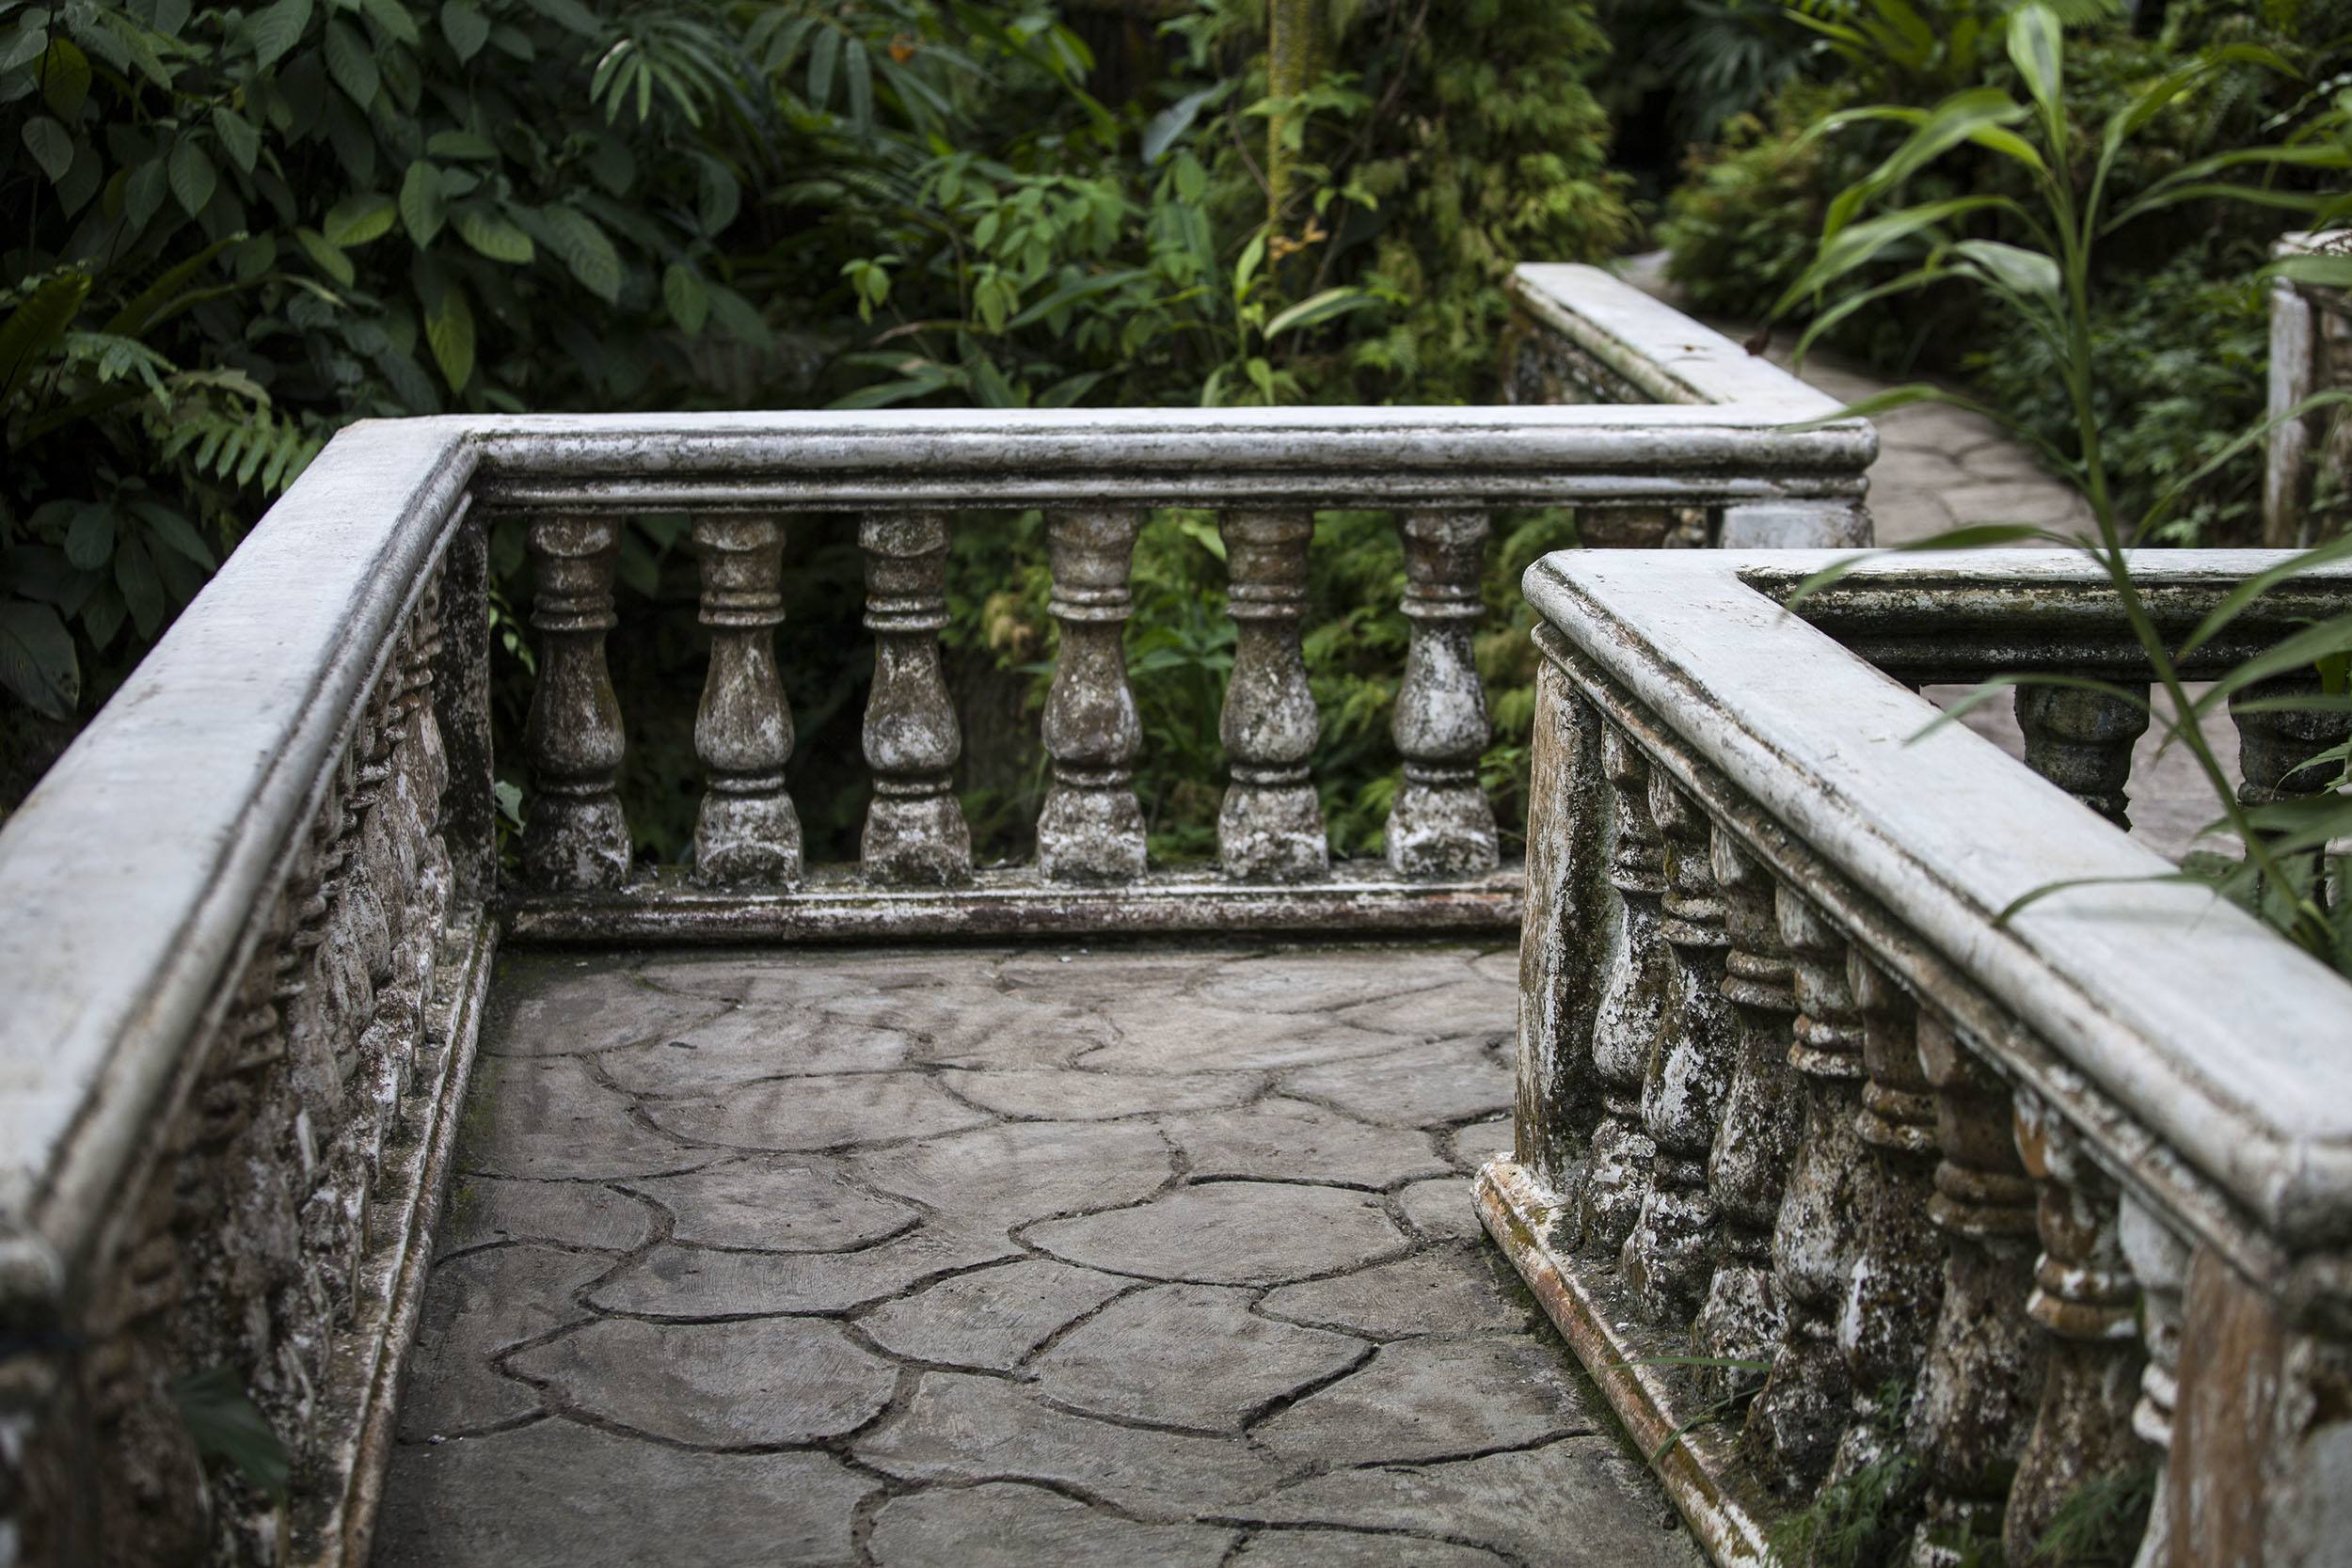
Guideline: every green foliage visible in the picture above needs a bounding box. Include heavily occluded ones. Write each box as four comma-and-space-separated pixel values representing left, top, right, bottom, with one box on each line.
1780, 1, 2352, 978
170, 1365, 290, 1500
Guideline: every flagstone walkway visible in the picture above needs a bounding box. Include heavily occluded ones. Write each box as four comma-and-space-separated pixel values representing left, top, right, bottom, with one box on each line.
374, 942, 1705, 1568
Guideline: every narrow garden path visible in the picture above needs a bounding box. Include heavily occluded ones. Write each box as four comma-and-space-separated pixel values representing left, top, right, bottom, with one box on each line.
375, 943, 1706, 1568
1620, 253, 2226, 861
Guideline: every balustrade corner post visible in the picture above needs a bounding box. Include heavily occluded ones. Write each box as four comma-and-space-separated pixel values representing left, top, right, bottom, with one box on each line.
2005, 1090, 2151, 1565
1742, 886, 1868, 1496
521, 514, 631, 891
431, 512, 497, 907
1386, 509, 1499, 879
1512, 650, 1610, 1192
1905, 1012, 2045, 1568
2016, 685, 2153, 831
1217, 509, 1327, 881
2118, 1196, 2190, 1568
1692, 828, 1803, 1396
691, 515, 802, 888
1621, 771, 1737, 1324
859, 512, 972, 886
1576, 723, 1668, 1252
1831, 954, 1945, 1490
1038, 508, 1147, 884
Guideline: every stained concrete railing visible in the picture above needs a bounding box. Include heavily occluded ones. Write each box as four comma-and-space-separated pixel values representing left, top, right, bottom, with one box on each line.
1483, 548, 2352, 1568
0, 269, 1872, 1568
2265, 230, 2352, 548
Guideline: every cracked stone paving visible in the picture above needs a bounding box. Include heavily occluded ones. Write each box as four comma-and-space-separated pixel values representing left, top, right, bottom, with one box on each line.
374, 942, 1704, 1568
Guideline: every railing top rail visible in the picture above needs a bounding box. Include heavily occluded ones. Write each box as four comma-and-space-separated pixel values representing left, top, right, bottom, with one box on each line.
1508, 262, 1845, 419
0, 420, 473, 1289
456, 401, 1874, 508
1526, 547, 2352, 1252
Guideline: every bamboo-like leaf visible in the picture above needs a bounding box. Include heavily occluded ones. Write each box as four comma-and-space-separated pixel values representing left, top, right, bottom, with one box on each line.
2006, 4, 2064, 143
1265, 286, 1378, 339
2175, 533, 2352, 660
1779, 524, 2056, 613
1777, 197, 2022, 317
2191, 612, 2352, 718
1, 272, 93, 401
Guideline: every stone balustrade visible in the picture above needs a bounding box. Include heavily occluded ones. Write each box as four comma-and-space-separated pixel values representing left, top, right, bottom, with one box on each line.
0, 278, 1871, 1564
1483, 547, 2352, 1568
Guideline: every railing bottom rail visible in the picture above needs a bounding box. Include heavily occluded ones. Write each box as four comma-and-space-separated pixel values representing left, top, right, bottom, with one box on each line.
500, 863, 1524, 945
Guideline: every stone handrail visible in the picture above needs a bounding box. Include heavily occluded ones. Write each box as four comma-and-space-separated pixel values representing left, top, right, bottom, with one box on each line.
0, 281, 1873, 1565
1483, 547, 2352, 1567
2265, 230, 2352, 548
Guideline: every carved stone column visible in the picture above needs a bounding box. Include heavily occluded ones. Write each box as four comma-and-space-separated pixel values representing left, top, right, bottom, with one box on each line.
1743, 887, 1869, 1495
1577, 725, 1668, 1252
2233, 678, 2352, 808
2006, 1090, 2150, 1563
2118, 1195, 2189, 1568
1830, 957, 1945, 1490
2016, 685, 2151, 830
1218, 509, 1327, 880
1906, 1013, 2045, 1567
1038, 508, 1146, 883
1621, 772, 1736, 1324
1386, 510, 1499, 879
1692, 830, 1802, 1394
691, 515, 801, 887
1513, 653, 1610, 1192
522, 514, 630, 890
860, 513, 972, 885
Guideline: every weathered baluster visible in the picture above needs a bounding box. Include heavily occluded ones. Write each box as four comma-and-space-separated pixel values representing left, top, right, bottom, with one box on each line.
1038, 508, 1146, 883
1218, 509, 1327, 880
860, 513, 972, 885
522, 515, 630, 890
1513, 652, 1610, 1193
2118, 1195, 2189, 1568
1621, 773, 1737, 1323
1692, 830, 1803, 1395
2006, 1090, 2150, 1563
2016, 685, 2152, 830
2234, 677, 2352, 805
1743, 888, 1869, 1494
1576, 725, 1669, 1252
1386, 509, 1499, 879
1829, 958, 1945, 1492
1906, 1013, 2045, 1567
692, 515, 801, 887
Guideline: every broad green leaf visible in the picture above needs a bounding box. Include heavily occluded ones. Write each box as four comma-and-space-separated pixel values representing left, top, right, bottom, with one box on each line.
64, 503, 116, 570
40, 37, 90, 119
845, 38, 872, 135
1952, 239, 2060, 303
324, 18, 377, 106
693, 154, 738, 234
400, 160, 445, 246
454, 205, 533, 263
439, 0, 487, 60
171, 1369, 290, 1500
520, 0, 599, 38
535, 205, 621, 302
116, 535, 164, 636
1265, 287, 1381, 339
167, 140, 215, 216
807, 24, 839, 110
323, 193, 396, 246
2006, 4, 2063, 138
244, 0, 312, 71
0, 598, 79, 717
1, 272, 93, 400
125, 158, 168, 230
425, 281, 475, 390
361, 0, 420, 47
210, 107, 260, 174
135, 501, 216, 568
1143, 85, 1222, 164
22, 116, 72, 182
662, 261, 707, 335
426, 129, 497, 160
294, 227, 355, 286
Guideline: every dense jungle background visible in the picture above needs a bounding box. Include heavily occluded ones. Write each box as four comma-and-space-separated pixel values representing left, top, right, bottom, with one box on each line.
2, 0, 2344, 869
